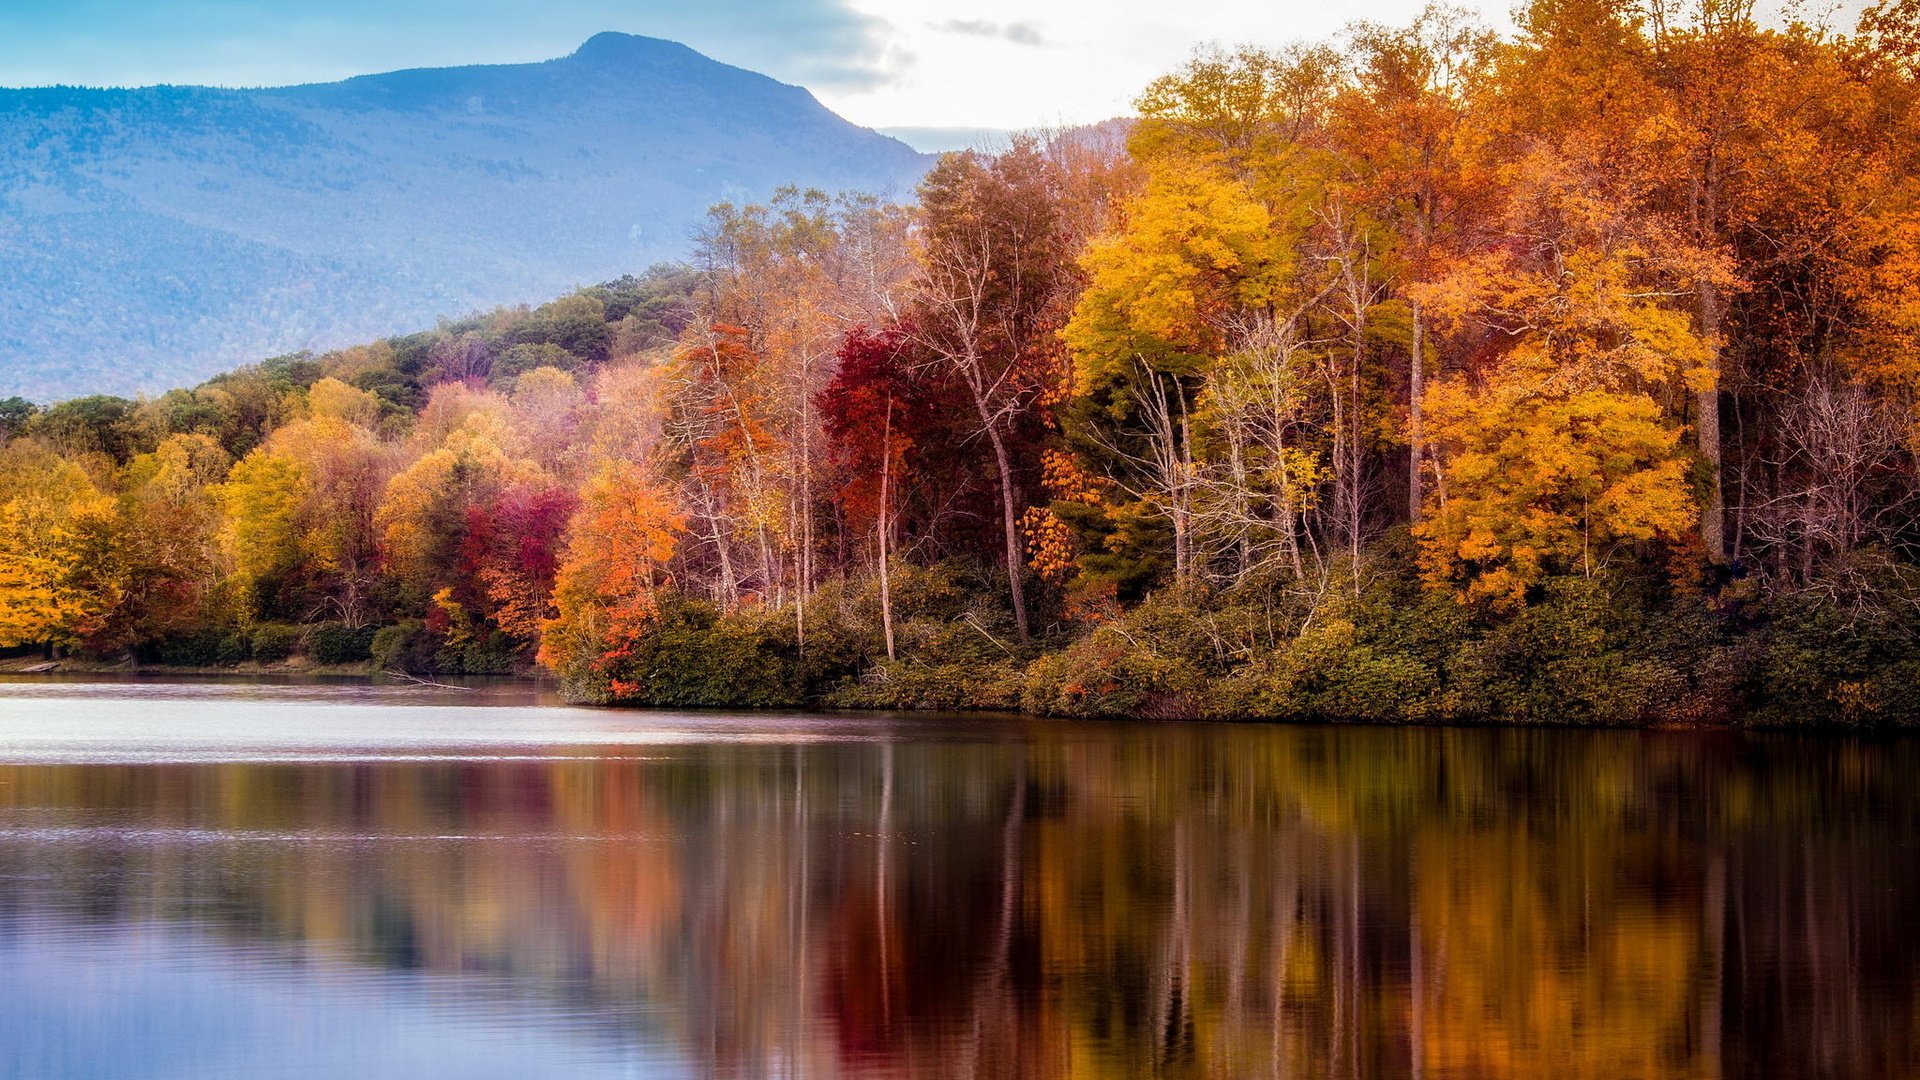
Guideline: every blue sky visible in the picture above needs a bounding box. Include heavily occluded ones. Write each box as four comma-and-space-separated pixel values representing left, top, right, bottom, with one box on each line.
0, 0, 1873, 131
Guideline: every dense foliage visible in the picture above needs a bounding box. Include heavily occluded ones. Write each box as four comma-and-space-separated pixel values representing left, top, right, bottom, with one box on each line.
4, 0, 1920, 726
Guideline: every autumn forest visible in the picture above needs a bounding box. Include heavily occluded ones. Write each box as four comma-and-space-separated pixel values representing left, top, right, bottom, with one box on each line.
5, 0, 1920, 726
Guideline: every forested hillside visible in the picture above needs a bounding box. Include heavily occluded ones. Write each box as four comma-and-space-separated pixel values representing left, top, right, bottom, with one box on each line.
0, 32, 926, 399
4, 0, 1919, 727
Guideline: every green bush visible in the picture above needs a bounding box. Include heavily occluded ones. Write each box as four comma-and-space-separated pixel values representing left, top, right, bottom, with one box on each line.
1209, 616, 1445, 723
1439, 577, 1727, 725
828, 658, 1027, 711
1021, 596, 1221, 719
531, 542, 1920, 727
248, 623, 302, 662
308, 623, 376, 665
434, 631, 520, 676
1743, 582, 1920, 727
150, 630, 246, 667
371, 622, 437, 672
564, 560, 1039, 709
609, 601, 806, 707
217, 632, 249, 666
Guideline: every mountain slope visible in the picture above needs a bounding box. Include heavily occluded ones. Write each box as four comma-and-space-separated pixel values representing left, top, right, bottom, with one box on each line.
0, 33, 929, 399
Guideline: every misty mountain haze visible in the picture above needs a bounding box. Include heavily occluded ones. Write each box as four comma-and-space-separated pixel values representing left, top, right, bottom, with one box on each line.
0, 32, 929, 400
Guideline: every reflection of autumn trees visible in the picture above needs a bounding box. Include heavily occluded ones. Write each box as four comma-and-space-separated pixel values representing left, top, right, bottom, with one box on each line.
0, 726, 1916, 1078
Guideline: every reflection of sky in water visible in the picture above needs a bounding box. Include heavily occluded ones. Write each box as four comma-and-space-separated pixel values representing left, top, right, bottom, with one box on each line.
0, 678, 1015, 764
0, 920, 689, 1079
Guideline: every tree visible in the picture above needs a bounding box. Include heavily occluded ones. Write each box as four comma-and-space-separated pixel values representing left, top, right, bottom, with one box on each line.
376, 408, 541, 608
472, 485, 578, 642
263, 379, 399, 624
217, 449, 311, 618
688, 189, 914, 642
0, 398, 37, 441
538, 461, 685, 700
1064, 45, 1341, 593
1334, 5, 1500, 523
103, 433, 231, 649
912, 144, 1075, 638
819, 327, 930, 660
27, 395, 155, 463
662, 321, 782, 608
1418, 374, 1696, 605
0, 443, 116, 650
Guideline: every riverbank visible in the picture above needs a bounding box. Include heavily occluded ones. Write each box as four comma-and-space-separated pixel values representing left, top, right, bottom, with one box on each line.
0, 655, 391, 679
14, 555, 1919, 730
547, 558, 1920, 730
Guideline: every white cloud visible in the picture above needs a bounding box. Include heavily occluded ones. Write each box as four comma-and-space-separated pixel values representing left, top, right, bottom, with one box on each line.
816, 0, 1522, 130
933, 18, 1047, 46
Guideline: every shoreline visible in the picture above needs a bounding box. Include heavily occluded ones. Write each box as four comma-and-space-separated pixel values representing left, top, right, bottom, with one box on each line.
0, 656, 410, 679
0, 661, 1900, 733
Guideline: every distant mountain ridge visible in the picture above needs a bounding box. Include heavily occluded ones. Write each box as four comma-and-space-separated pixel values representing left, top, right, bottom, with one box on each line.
0, 33, 930, 400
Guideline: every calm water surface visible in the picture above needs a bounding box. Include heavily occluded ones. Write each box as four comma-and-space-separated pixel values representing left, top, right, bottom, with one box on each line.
0, 675, 1915, 1079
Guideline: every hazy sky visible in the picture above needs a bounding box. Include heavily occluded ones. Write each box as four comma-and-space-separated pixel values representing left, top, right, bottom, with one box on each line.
0, 0, 1871, 131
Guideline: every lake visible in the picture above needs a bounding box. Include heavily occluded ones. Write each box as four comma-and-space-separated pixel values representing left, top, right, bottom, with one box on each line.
0, 676, 1914, 1078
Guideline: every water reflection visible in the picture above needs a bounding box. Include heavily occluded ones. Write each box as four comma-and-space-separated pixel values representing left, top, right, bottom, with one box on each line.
0, 684, 1916, 1078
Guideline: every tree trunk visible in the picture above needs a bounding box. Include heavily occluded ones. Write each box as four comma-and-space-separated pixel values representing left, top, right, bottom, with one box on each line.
709, 509, 737, 610
1142, 369, 1194, 590
1350, 326, 1364, 588
1698, 280, 1726, 560
879, 398, 896, 662
985, 422, 1031, 641
797, 373, 814, 653
1696, 154, 1727, 561
793, 547, 805, 655
1408, 299, 1425, 525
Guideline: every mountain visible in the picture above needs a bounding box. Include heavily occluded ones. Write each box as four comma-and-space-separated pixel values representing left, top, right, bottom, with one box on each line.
0, 33, 929, 400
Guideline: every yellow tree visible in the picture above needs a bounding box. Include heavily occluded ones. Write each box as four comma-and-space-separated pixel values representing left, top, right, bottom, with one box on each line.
216, 449, 311, 618
1417, 375, 1697, 604
1064, 45, 1341, 592
209, 378, 397, 626
268, 378, 400, 625
0, 443, 115, 649
1411, 43, 1721, 603
1412, 239, 1707, 602
1064, 160, 1294, 588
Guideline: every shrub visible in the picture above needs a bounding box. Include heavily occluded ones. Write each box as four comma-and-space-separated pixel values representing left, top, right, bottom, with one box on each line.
828, 658, 1027, 711
434, 631, 519, 676
1021, 596, 1220, 719
371, 622, 436, 673
612, 601, 806, 707
150, 630, 246, 667
563, 560, 1035, 708
1744, 585, 1920, 727
248, 623, 302, 662
308, 623, 376, 665
217, 632, 249, 666
1209, 616, 1446, 723
1445, 577, 1723, 725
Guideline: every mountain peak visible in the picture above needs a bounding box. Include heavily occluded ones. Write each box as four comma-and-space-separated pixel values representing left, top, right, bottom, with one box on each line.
570, 32, 695, 66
